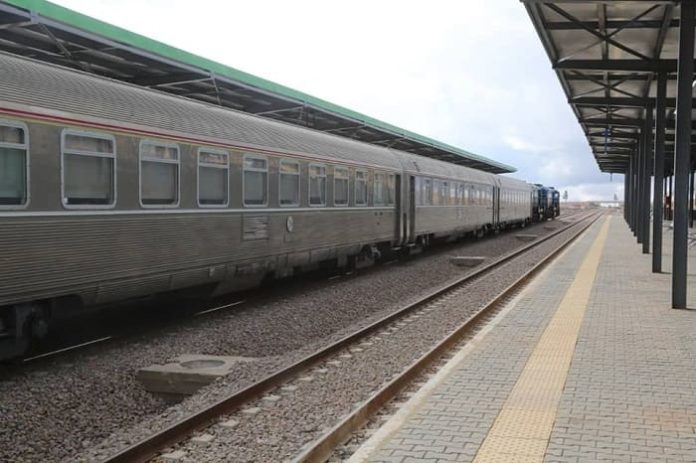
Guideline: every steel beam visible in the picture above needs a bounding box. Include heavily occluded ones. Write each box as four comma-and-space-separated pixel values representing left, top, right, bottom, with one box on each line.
582, 118, 690, 130
521, 0, 674, 3
582, 118, 644, 128
128, 72, 207, 87
555, 59, 678, 73
652, 72, 666, 272
544, 19, 677, 31
588, 132, 696, 143
589, 142, 636, 149
567, 74, 677, 81
672, 1, 694, 309
572, 96, 681, 108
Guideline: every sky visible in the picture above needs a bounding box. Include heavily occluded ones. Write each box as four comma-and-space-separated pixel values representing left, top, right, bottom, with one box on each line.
53, 0, 624, 201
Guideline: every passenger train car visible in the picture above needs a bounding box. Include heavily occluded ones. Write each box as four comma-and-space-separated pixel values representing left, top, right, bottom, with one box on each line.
0, 52, 552, 359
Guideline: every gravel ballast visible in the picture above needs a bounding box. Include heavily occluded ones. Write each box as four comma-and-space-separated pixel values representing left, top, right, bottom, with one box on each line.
0, 213, 586, 463
138, 215, 599, 463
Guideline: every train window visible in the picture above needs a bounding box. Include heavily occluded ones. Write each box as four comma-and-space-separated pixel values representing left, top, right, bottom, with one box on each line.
441, 181, 449, 206
432, 180, 439, 205
279, 160, 300, 207
334, 167, 349, 206
198, 149, 229, 207
449, 182, 457, 206
0, 122, 28, 207
62, 130, 116, 208
374, 172, 387, 205
423, 178, 433, 205
387, 174, 396, 205
243, 155, 268, 206
140, 141, 179, 207
355, 170, 368, 206
309, 164, 327, 206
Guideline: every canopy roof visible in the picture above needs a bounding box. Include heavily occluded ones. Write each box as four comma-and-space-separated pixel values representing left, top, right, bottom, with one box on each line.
524, 0, 690, 175
0, 0, 515, 174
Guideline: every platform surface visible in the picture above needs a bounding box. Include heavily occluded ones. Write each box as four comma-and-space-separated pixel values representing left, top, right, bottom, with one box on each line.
350, 213, 696, 463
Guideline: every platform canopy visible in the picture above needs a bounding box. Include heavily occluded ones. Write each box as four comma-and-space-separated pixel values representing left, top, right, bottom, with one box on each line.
524, 0, 689, 175
0, 0, 514, 174
525, 0, 696, 309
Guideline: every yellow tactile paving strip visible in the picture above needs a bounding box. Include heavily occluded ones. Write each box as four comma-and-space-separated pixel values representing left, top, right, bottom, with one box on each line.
473, 217, 611, 462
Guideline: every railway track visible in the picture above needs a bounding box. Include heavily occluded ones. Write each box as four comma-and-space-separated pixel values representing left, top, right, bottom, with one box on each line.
101, 211, 600, 463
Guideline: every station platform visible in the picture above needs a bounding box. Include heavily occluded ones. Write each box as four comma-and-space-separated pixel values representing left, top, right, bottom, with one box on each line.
349, 213, 696, 463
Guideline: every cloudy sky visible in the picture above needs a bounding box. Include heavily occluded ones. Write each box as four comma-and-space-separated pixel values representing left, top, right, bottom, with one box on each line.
54, 0, 624, 201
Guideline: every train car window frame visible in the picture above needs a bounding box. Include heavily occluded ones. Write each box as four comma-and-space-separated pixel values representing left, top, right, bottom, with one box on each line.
334, 166, 350, 207
0, 119, 29, 209
355, 169, 368, 206
279, 159, 300, 207
423, 178, 433, 206
387, 173, 396, 206
432, 179, 441, 206
308, 163, 327, 207
197, 148, 229, 208
449, 182, 457, 206
457, 183, 465, 205
139, 140, 180, 208
242, 154, 268, 207
374, 172, 387, 206
61, 129, 116, 209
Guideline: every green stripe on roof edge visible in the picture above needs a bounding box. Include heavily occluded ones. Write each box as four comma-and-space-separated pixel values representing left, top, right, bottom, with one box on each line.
3, 0, 515, 173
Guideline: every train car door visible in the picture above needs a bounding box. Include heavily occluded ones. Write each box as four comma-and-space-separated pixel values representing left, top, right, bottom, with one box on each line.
493, 186, 500, 228
393, 174, 403, 245
408, 175, 416, 243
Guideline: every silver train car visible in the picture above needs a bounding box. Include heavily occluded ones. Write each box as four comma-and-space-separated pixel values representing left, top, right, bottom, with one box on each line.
0, 52, 534, 358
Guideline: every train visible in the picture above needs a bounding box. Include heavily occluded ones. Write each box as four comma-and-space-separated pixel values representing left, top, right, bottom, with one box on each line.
0, 51, 558, 359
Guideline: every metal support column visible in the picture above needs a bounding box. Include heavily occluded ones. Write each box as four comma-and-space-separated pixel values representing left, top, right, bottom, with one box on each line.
624, 170, 629, 223
630, 155, 636, 232
668, 174, 673, 220
672, 0, 694, 309
633, 154, 636, 233
653, 72, 666, 272
642, 106, 653, 254
663, 175, 668, 220
689, 168, 694, 228
637, 128, 646, 245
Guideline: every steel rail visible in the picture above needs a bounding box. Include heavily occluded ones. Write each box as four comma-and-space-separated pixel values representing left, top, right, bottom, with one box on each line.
101, 211, 598, 463
293, 212, 602, 463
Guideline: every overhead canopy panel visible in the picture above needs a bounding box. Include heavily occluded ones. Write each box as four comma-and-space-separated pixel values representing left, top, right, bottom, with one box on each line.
524, 1, 691, 175
0, 0, 515, 174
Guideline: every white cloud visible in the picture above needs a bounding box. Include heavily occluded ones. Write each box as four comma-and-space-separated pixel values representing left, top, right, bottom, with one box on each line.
559, 180, 625, 202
